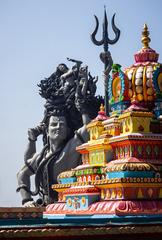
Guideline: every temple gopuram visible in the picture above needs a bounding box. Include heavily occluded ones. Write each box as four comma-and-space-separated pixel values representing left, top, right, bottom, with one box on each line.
43, 23, 162, 220
1, 13, 162, 240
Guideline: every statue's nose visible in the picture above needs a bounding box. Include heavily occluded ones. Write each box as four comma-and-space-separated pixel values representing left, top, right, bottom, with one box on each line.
57, 122, 62, 128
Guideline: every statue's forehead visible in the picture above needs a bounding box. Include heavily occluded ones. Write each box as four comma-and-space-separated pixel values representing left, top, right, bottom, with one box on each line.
49, 116, 66, 122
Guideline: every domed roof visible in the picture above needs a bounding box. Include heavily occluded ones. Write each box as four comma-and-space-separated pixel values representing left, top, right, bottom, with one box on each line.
124, 24, 162, 106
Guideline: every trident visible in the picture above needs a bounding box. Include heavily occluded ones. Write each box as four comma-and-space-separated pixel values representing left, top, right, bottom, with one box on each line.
91, 7, 120, 116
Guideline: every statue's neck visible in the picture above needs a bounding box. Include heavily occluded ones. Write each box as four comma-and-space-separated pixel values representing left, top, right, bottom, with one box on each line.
48, 139, 63, 154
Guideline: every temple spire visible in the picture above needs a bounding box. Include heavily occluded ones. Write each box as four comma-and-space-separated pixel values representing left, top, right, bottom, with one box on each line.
141, 24, 151, 49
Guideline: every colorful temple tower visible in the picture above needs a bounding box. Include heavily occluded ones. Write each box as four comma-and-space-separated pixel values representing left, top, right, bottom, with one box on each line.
44, 25, 162, 223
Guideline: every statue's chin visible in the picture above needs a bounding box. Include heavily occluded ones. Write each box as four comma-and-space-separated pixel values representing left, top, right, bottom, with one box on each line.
51, 134, 67, 143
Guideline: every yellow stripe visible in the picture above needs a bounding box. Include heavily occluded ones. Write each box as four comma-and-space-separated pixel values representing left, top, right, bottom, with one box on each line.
132, 67, 137, 100
143, 66, 147, 101
52, 188, 68, 193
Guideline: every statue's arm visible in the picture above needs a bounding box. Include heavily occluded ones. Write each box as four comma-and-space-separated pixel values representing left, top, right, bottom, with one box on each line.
75, 113, 90, 143
24, 123, 45, 162
74, 66, 97, 142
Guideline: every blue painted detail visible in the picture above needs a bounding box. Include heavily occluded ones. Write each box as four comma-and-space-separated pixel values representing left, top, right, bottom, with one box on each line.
66, 194, 100, 210
154, 100, 162, 117
42, 213, 162, 226
152, 66, 162, 117
108, 70, 127, 106
60, 177, 77, 184
108, 74, 113, 100
106, 171, 154, 179
110, 101, 130, 115
152, 66, 161, 95
1, 214, 162, 228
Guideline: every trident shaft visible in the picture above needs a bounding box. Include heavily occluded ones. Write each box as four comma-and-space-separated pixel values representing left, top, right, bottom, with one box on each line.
91, 8, 120, 116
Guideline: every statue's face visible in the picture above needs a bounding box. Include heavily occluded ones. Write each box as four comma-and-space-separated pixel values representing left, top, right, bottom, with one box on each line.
48, 116, 68, 143
58, 64, 68, 74
79, 66, 86, 77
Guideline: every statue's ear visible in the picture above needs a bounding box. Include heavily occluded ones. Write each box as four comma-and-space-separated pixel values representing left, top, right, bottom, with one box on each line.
47, 134, 50, 146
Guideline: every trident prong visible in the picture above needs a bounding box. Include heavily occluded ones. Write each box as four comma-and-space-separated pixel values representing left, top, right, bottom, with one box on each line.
91, 9, 120, 51
91, 7, 120, 116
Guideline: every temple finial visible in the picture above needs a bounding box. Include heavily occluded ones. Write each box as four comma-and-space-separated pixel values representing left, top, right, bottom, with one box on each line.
141, 24, 151, 49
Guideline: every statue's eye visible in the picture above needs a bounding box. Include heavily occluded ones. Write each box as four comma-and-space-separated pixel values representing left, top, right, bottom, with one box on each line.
51, 122, 57, 127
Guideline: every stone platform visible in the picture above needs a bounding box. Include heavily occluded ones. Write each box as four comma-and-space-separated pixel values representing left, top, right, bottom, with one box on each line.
0, 207, 162, 239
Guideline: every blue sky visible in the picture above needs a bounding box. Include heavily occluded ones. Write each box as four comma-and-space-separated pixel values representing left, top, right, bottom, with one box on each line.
1, 0, 162, 206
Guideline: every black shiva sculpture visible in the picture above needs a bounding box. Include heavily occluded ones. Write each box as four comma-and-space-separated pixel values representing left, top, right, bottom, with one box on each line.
17, 59, 103, 207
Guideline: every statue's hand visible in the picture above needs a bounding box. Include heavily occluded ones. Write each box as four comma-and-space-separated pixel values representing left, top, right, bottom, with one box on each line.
23, 200, 37, 207
100, 51, 113, 76
28, 123, 45, 141
75, 97, 86, 113
75, 65, 98, 115
75, 66, 88, 113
